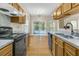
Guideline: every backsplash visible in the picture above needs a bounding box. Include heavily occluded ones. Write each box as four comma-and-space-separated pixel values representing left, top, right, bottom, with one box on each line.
63, 13, 79, 32
0, 13, 11, 26
0, 13, 26, 33
10, 23, 25, 33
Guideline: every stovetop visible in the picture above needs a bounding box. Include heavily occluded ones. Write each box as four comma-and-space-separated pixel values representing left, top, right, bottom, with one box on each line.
0, 33, 26, 39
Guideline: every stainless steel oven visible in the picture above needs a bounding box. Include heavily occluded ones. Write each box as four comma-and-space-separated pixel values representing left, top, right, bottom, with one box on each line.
13, 34, 26, 56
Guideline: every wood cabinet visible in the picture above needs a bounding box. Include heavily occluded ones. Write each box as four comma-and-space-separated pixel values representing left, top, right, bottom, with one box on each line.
0, 44, 13, 56
64, 49, 72, 56
55, 37, 64, 56
11, 15, 26, 24
53, 6, 62, 19
64, 42, 77, 56
52, 36, 56, 56
53, 35, 79, 56
72, 3, 79, 8
62, 3, 72, 13
56, 6, 62, 18
52, 3, 79, 20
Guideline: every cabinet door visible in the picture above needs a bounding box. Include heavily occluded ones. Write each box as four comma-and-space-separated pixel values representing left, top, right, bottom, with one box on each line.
56, 6, 62, 17
19, 16, 26, 24
0, 44, 12, 56
55, 43, 63, 56
11, 17, 19, 23
64, 42, 77, 56
52, 36, 56, 56
63, 3, 71, 13
72, 3, 79, 8
64, 50, 73, 56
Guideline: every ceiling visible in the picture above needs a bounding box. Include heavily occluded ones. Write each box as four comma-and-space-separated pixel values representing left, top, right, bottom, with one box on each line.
21, 3, 61, 16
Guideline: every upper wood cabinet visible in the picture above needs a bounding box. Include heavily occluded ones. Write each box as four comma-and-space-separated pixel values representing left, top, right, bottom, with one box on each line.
56, 6, 62, 19
52, 3, 79, 20
62, 3, 72, 13
56, 6, 62, 17
11, 15, 26, 24
72, 3, 79, 8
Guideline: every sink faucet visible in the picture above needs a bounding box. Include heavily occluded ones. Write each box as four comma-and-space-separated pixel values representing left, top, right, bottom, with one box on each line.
64, 22, 74, 35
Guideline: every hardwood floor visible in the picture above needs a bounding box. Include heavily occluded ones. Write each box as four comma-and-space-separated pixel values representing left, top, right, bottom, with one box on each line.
27, 35, 51, 56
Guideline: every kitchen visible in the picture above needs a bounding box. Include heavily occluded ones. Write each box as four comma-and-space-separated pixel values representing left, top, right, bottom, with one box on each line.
0, 3, 79, 56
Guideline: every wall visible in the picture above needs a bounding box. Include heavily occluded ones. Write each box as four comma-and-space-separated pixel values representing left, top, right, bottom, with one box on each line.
59, 19, 64, 28
30, 15, 47, 34
29, 15, 59, 34
0, 13, 11, 26
24, 12, 30, 33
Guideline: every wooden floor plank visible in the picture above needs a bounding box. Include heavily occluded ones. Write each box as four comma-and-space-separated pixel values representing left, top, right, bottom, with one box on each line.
27, 35, 51, 56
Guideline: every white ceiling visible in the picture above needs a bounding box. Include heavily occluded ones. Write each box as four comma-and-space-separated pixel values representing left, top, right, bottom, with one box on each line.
21, 3, 61, 16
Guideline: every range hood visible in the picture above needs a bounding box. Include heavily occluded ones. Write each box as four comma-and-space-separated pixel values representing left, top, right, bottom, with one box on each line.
0, 8, 9, 12
0, 3, 22, 16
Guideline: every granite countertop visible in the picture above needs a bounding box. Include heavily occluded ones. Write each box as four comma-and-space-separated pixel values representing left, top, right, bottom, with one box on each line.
0, 39, 14, 49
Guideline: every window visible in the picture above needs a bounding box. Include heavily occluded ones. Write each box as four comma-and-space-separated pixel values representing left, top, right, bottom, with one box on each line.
71, 20, 77, 29
33, 21, 45, 34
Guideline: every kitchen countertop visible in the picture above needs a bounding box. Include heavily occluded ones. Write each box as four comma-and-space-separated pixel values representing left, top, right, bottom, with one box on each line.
54, 34, 79, 49
49, 32, 79, 49
0, 39, 14, 49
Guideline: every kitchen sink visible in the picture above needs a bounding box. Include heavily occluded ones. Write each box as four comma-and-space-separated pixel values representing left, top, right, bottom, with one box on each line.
55, 33, 74, 39
62, 35, 74, 39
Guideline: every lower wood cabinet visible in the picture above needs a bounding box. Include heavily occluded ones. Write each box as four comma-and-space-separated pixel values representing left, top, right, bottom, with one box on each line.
55, 43, 64, 56
0, 44, 13, 56
55, 37, 64, 56
64, 42, 77, 56
64, 49, 72, 56
52, 36, 56, 56
52, 35, 79, 56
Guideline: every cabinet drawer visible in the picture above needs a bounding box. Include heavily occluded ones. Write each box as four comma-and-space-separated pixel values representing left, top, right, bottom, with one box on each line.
55, 37, 63, 46
64, 43, 77, 55
0, 44, 12, 56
